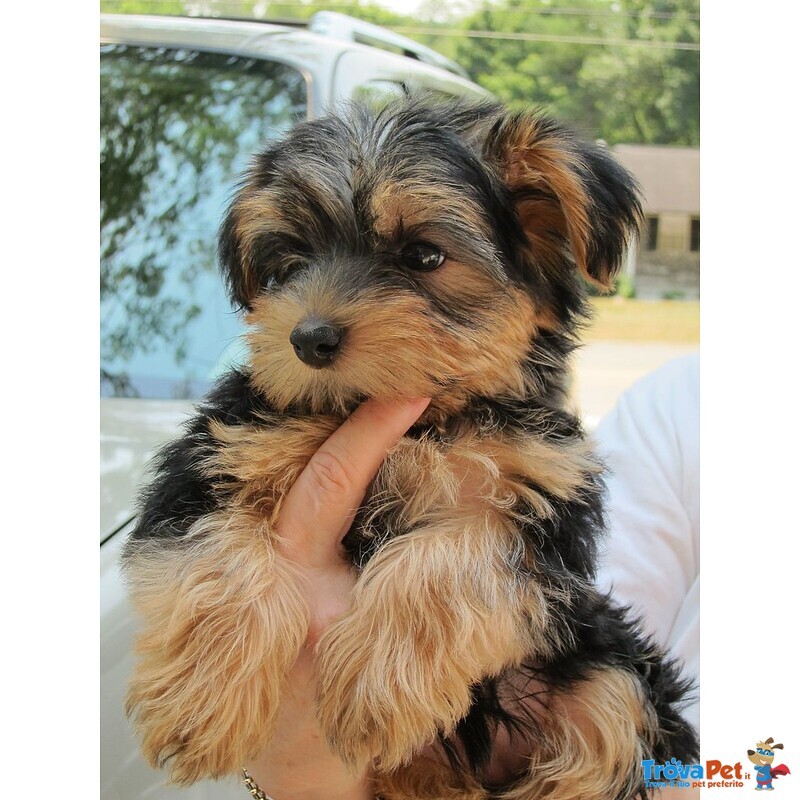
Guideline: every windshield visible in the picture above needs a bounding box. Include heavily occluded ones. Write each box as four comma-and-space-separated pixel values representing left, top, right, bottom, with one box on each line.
100, 44, 307, 399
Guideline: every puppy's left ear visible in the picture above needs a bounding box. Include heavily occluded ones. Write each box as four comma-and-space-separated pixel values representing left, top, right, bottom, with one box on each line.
485, 111, 642, 291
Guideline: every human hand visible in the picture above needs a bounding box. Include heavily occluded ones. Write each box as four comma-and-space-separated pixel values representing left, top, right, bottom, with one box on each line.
245, 397, 430, 800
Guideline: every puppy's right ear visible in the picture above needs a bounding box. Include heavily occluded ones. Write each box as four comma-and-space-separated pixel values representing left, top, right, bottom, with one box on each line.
483, 109, 642, 292
218, 154, 279, 311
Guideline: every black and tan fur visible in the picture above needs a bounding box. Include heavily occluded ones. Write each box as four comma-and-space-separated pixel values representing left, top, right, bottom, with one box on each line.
123, 96, 698, 798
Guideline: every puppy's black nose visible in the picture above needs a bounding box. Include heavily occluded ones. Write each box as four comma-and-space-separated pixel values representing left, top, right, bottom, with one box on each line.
289, 318, 344, 368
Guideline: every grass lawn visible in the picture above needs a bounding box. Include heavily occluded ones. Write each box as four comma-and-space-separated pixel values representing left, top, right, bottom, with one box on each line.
585, 297, 700, 344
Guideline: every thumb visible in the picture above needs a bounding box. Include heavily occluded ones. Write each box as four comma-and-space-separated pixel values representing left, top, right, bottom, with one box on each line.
275, 397, 430, 569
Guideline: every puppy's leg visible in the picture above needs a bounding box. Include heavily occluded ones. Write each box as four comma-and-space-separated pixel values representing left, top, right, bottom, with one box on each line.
482, 589, 696, 800
315, 516, 544, 771
374, 665, 654, 800
124, 510, 308, 785
497, 667, 655, 800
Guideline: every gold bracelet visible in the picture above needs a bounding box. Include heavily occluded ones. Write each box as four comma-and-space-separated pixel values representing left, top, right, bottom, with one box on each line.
242, 767, 276, 800
244, 765, 383, 800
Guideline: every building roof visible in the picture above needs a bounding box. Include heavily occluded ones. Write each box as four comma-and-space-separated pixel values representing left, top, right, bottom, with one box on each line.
612, 144, 699, 215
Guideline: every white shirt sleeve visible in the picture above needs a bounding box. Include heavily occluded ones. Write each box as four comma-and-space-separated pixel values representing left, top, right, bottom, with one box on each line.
593, 353, 699, 732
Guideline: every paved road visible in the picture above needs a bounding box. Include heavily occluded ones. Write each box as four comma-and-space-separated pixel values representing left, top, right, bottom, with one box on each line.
571, 341, 698, 428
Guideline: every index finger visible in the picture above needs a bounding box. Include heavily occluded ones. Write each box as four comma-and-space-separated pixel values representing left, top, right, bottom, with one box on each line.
276, 397, 430, 568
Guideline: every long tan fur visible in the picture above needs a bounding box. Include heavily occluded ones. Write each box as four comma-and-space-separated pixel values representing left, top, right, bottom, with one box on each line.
498, 668, 656, 800
125, 509, 308, 784
377, 667, 655, 800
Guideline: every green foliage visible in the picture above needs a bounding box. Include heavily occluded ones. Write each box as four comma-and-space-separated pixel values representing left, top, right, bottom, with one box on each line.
454, 0, 603, 126
100, 0, 186, 13
453, 0, 699, 145
578, 0, 700, 145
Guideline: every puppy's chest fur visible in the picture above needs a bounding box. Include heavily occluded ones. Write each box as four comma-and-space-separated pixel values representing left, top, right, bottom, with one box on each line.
203, 390, 601, 575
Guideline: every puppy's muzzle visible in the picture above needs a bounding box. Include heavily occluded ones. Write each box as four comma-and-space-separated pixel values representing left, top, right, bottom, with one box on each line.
290, 317, 344, 368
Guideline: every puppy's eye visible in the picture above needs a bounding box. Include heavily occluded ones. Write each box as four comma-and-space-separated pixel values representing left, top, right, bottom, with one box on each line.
400, 242, 446, 272
264, 270, 293, 291
264, 254, 306, 291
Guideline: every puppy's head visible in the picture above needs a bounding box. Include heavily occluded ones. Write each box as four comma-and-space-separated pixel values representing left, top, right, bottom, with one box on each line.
219, 97, 641, 416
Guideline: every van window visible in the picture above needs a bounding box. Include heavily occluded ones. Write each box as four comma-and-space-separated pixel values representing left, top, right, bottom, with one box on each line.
100, 45, 307, 398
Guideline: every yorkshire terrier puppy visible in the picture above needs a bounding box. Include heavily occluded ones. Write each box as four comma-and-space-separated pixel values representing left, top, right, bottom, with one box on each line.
123, 96, 698, 799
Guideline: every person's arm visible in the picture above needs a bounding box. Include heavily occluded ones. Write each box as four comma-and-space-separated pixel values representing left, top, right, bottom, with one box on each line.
594, 356, 701, 800
593, 355, 700, 733
244, 397, 430, 800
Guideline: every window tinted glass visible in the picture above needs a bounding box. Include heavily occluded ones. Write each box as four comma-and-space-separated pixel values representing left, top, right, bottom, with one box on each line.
100, 45, 306, 398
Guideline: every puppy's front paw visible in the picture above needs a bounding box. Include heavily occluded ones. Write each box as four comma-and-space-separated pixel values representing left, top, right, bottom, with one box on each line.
315, 608, 477, 771
315, 531, 530, 771
126, 544, 308, 784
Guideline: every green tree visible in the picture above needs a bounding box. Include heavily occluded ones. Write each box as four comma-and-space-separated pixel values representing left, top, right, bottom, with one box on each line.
578, 0, 699, 144
452, 0, 699, 145
453, 0, 609, 130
